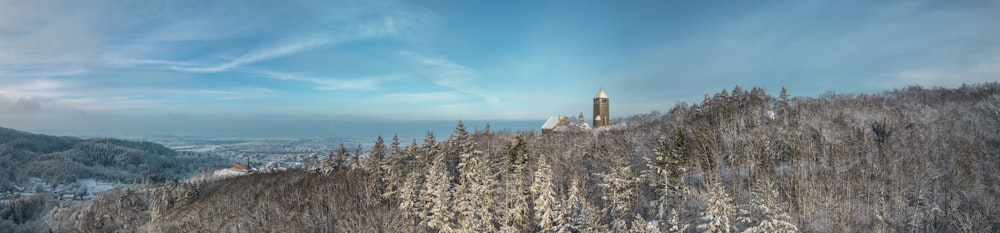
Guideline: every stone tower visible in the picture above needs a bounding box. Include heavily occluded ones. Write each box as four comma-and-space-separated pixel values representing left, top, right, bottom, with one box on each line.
593, 88, 610, 128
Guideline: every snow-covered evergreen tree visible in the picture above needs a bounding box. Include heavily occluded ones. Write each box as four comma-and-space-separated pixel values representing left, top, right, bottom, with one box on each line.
472, 123, 500, 232
565, 178, 587, 232
469, 124, 500, 233
740, 179, 798, 233
667, 208, 690, 232
451, 121, 482, 232
531, 154, 562, 232
422, 131, 441, 162
473, 149, 500, 233
419, 134, 454, 232
406, 138, 421, 171
598, 158, 639, 232
398, 165, 423, 228
365, 135, 387, 192
564, 173, 607, 232
647, 130, 692, 230
321, 144, 348, 173
428, 162, 456, 232
349, 144, 362, 169
398, 138, 426, 229
630, 213, 650, 233
500, 134, 531, 233
304, 153, 321, 173
698, 181, 736, 233
383, 135, 406, 199
365, 136, 386, 171
452, 178, 475, 232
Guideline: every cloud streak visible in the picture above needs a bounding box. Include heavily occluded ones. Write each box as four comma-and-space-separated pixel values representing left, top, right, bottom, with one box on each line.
263, 71, 390, 91
399, 51, 497, 103
369, 92, 469, 104
171, 37, 333, 73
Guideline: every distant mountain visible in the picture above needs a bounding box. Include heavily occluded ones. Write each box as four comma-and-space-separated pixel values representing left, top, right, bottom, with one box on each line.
0, 127, 226, 192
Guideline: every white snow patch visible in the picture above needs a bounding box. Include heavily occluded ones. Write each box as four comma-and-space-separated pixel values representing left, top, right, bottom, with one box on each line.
77, 178, 120, 198
186, 168, 251, 183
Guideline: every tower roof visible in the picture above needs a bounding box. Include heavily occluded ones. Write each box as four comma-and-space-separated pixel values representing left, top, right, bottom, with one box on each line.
594, 88, 609, 99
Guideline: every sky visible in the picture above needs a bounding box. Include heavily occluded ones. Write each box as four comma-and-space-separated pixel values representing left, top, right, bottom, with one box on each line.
1, 0, 999, 137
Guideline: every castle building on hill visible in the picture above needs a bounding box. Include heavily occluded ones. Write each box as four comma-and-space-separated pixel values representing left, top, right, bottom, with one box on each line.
593, 88, 610, 128
541, 88, 610, 135
232, 158, 251, 172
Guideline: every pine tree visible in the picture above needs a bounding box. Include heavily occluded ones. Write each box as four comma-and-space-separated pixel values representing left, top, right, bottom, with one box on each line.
778, 86, 790, 124
648, 129, 692, 230
630, 213, 649, 233
420, 144, 455, 232
564, 178, 587, 232
778, 87, 789, 110
398, 165, 423, 228
451, 121, 482, 232
383, 135, 406, 199
453, 176, 476, 232
399, 138, 426, 229
740, 179, 798, 233
322, 144, 348, 173
500, 134, 531, 233
349, 144, 362, 169
366, 136, 386, 171
598, 161, 639, 232
365, 135, 387, 193
531, 154, 562, 232
407, 138, 421, 171
473, 149, 500, 233
304, 153, 321, 173
666, 208, 690, 232
422, 131, 441, 171
470, 124, 501, 233
698, 181, 736, 233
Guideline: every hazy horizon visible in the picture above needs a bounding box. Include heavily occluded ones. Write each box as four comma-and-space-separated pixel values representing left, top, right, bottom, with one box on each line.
5, 117, 540, 141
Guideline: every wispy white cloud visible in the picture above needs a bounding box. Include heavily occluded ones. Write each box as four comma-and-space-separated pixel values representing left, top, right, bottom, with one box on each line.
102, 56, 193, 69
314, 79, 386, 91
170, 37, 333, 73
0, 0, 439, 74
370, 92, 468, 104
399, 51, 497, 103
55, 97, 160, 111
875, 55, 1000, 88
0, 79, 71, 99
0, 0, 443, 118
146, 1, 439, 74
262, 71, 390, 91
194, 87, 276, 100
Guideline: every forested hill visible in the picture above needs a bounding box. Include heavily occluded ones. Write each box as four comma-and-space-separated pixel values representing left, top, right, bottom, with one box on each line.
0, 127, 225, 191
42, 83, 1000, 232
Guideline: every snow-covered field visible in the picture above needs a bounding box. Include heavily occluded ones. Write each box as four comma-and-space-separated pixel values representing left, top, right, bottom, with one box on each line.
2, 177, 124, 203
186, 168, 250, 183
77, 178, 120, 198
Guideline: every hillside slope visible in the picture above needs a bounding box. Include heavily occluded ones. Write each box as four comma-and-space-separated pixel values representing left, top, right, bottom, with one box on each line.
0, 128, 227, 232
0, 127, 225, 190
43, 83, 1000, 232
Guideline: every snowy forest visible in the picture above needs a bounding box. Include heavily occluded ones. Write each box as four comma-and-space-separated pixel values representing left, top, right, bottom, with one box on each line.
6, 83, 1000, 232
0, 129, 225, 187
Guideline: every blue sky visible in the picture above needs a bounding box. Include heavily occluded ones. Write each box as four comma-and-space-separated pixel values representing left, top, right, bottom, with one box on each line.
1, 0, 999, 136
